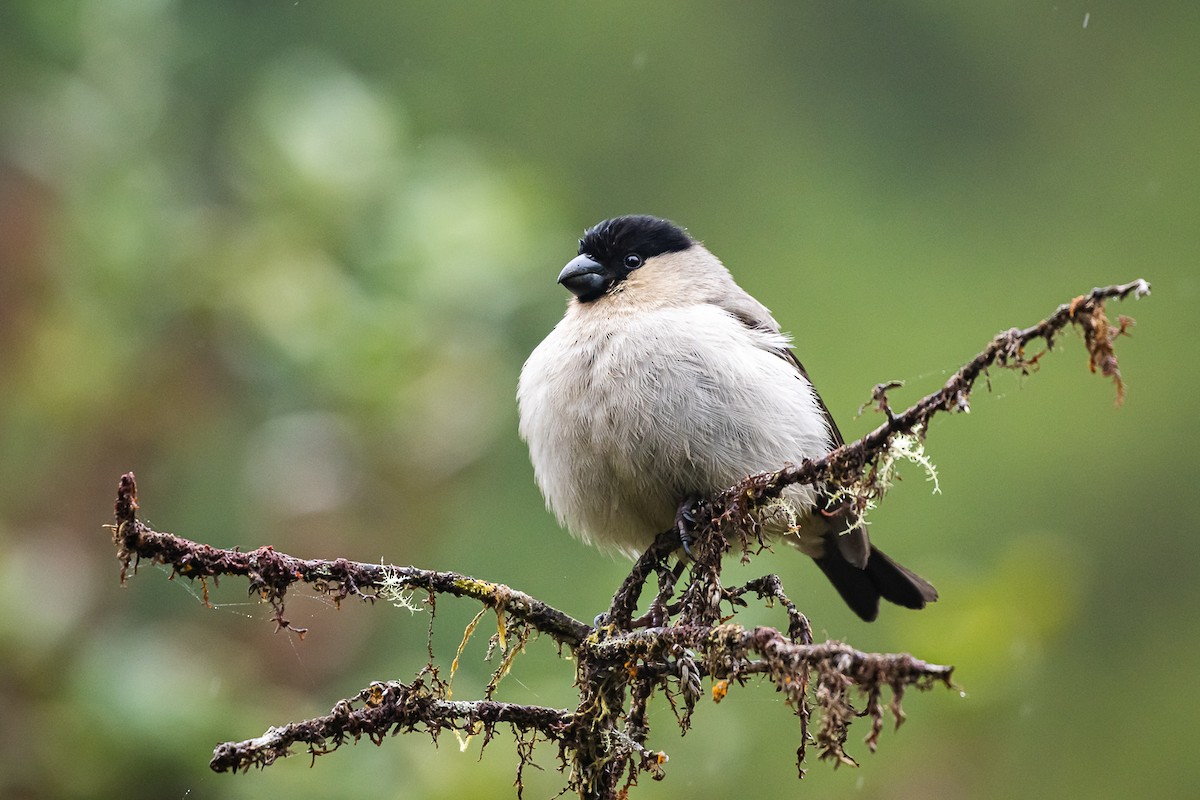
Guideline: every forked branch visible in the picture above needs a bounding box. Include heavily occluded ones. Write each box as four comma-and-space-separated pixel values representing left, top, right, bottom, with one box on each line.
109, 279, 1148, 799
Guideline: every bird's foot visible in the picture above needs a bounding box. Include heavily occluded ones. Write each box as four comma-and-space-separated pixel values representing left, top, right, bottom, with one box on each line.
675, 495, 703, 558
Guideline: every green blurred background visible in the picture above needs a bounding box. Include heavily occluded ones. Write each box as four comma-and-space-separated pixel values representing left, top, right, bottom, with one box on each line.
1, 1, 1194, 798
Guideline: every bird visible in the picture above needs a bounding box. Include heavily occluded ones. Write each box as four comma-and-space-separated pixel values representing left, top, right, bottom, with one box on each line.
517, 215, 937, 621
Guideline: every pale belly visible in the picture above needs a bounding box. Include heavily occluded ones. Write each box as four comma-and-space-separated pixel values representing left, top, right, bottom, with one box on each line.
519, 304, 832, 556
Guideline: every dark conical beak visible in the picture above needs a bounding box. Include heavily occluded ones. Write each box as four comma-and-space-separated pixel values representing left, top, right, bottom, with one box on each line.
557, 255, 607, 301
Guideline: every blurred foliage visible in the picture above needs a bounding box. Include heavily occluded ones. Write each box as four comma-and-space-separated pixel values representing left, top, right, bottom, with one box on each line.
0, 1, 1195, 798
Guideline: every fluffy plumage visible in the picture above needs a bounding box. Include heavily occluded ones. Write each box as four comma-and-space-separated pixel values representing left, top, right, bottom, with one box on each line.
517, 215, 936, 621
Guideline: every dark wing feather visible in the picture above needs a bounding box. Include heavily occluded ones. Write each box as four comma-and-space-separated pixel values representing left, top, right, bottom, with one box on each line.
725, 309, 844, 445
729, 311, 869, 566
722, 298, 936, 619
780, 348, 846, 447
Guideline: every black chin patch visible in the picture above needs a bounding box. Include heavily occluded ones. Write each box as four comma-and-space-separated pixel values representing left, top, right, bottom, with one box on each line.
578, 215, 694, 264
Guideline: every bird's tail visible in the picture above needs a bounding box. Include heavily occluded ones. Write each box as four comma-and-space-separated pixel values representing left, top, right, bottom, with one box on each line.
814, 539, 938, 622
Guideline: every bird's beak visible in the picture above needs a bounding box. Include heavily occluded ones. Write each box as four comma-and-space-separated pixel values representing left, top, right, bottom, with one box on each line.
557, 255, 607, 300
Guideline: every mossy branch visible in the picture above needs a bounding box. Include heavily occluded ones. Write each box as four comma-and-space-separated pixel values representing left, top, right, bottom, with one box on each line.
658, 278, 1151, 575
109, 279, 1148, 799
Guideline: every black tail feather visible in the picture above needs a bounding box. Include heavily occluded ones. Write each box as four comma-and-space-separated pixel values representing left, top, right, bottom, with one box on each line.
814, 541, 938, 622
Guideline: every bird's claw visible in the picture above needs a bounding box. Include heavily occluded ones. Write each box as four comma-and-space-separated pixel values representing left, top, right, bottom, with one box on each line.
675, 496, 702, 558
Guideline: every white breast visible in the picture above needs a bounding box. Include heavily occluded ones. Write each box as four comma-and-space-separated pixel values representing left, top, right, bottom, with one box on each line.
518, 301, 833, 555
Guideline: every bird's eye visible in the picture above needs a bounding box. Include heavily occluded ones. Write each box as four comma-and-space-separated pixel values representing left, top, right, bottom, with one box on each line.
623, 253, 643, 270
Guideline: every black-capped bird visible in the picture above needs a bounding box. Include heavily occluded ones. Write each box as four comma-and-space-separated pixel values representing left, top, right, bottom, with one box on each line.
518, 215, 936, 621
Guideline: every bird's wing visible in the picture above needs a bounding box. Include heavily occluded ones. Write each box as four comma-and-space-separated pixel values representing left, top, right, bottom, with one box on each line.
713, 292, 846, 447
716, 293, 870, 568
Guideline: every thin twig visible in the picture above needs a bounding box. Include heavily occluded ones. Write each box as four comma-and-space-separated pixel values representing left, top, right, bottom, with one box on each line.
209, 678, 573, 773
111, 474, 591, 648
730, 279, 1150, 509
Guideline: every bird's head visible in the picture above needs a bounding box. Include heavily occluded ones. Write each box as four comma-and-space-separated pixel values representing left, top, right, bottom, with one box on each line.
558, 215, 695, 302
